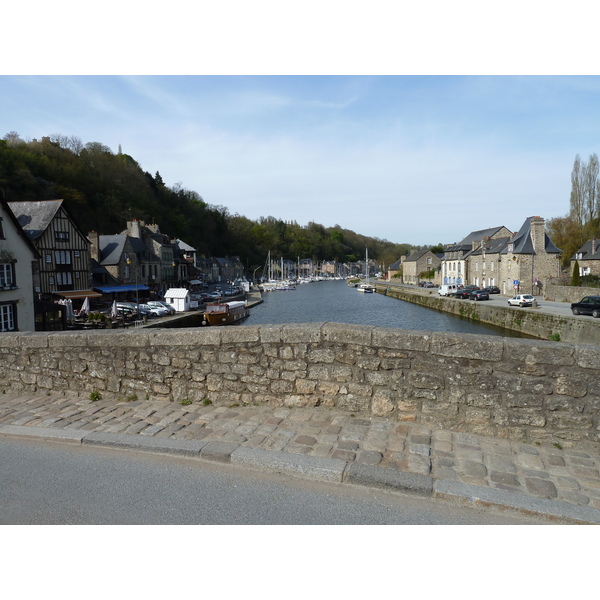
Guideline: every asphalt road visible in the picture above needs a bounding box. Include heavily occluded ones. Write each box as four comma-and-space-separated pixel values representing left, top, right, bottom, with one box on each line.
0, 437, 553, 525
384, 281, 587, 319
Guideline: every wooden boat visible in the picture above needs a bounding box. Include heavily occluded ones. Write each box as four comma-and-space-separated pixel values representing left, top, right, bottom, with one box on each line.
201, 301, 250, 326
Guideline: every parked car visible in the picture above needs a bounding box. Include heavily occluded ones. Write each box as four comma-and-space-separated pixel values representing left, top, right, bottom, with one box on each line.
148, 300, 176, 315
508, 294, 535, 307
570, 295, 600, 317
454, 285, 480, 299
469, 289, 489, 301
139, 303, 167, 317
116, 302, 153, 317
482, 286, 500, 294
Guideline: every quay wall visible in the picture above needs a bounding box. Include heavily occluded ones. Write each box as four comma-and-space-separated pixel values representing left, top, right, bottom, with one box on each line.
377, 285, 600, 345
1, 324, 600, 452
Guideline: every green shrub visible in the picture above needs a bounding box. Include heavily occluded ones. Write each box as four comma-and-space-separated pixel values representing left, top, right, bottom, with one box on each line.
89, 390, 102, 402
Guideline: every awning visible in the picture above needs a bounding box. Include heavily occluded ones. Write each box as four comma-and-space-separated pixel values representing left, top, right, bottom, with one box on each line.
188, 280, 203, 285
94, 285, 150, 294
53, 290, 102, 299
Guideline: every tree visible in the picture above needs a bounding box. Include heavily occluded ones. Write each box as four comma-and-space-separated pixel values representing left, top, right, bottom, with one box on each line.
572, 259, 581, 287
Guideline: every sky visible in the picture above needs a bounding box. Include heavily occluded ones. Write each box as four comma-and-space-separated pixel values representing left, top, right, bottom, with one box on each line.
3, 4, 600, 250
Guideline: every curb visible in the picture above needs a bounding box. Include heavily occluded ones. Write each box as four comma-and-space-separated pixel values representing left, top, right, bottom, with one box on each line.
434, 480, 600, 525
1, 424, 599, 523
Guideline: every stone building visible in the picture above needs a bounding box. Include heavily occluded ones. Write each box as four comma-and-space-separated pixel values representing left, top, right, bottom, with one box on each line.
442, 226, 512, 286
497, 216, 562, 296
402, 249, 441, 285
572, 238, 600, 277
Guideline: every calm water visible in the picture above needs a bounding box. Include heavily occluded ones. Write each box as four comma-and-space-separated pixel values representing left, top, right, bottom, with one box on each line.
246, 279, 521, 337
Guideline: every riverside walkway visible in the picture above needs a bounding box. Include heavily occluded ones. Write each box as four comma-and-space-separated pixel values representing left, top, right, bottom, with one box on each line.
1, 391, 599, 524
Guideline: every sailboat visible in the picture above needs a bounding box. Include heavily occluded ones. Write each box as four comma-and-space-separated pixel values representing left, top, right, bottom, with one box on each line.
357, 247, 375, 293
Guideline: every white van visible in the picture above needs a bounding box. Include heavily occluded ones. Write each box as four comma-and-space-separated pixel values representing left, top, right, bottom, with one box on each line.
438, 284, 458, 296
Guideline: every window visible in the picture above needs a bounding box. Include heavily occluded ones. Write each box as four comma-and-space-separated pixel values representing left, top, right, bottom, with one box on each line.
0, 263, 14, 287
55, 250, 71, 265
490, 261, 494, 271
55, 231, 70, 242
45, 253, 52, 263
0, 217, 4, 239
0, 303, 16, 331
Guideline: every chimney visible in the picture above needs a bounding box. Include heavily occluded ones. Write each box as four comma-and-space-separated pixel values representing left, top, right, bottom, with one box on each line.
592, 238, 598, 255
127, 219, 141, 239
88, 231, 100, 261
530, 216, 545, 253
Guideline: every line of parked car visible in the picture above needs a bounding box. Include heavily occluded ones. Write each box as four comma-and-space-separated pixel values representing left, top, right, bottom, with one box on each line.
438, 284, 500, 301
115, 300, 176, 318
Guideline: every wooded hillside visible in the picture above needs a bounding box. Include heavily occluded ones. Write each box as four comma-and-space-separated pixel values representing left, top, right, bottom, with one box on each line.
0, 132, 412, 270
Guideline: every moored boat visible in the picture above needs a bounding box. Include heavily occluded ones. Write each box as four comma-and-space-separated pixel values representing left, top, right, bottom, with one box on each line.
201, 301, 250, 326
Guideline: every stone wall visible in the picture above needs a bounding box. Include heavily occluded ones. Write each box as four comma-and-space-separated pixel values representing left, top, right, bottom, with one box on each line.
379, 286, 600, 345
545, 282, 600, 304
1, 324, 600, 452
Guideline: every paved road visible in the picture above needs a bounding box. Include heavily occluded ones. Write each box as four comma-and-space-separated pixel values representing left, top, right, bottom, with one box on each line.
0, 437, 554, 525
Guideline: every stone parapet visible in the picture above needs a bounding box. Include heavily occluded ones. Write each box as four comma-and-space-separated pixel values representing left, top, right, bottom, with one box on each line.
1, 324, 599, 452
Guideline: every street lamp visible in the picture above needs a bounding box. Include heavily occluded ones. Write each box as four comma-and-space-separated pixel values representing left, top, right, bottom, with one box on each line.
126, 255, 140, 316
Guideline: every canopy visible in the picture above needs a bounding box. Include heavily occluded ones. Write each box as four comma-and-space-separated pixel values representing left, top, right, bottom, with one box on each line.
53, 290, 102, 299
94, 285, 150, 294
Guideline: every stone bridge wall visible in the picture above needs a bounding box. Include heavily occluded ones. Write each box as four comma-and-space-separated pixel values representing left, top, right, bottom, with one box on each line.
1, 324, 599, 452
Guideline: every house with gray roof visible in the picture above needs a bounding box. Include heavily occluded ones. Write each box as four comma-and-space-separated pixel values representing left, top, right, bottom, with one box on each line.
7, 199, 94, 302
572, 238, 600, 277
497, 216, 562, 296
441, 225, 512, 286
402, 249, 442, 285
1, 196, 39, 331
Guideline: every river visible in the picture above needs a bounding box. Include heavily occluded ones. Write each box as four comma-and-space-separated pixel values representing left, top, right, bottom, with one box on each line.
246, 279, 523, 337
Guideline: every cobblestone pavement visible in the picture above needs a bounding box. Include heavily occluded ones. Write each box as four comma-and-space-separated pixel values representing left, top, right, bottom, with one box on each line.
1, 392, 599, 522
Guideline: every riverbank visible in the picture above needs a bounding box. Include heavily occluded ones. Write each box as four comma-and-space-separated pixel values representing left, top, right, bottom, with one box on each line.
376, 282, 600, 344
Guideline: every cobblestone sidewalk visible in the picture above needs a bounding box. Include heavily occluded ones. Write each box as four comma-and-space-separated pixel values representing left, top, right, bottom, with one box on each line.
1, 392, 599, 519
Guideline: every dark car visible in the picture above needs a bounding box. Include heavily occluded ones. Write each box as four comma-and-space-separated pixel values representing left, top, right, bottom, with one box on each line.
571, 295, 600, 318
469, 289, 489, 301
482, 286, 500, 294
453, 285, 480, 299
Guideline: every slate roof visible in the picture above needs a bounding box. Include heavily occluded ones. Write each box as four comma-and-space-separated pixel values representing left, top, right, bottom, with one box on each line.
504, 216, 561, 255
469, 236, 511, 256
1, 197, 40, 257
8, 199, 63, 240
98, 235, 127, 265
572, 239, 600, 261
404, 249, 431, 262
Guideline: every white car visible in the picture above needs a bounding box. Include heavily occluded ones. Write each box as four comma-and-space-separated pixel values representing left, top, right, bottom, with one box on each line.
508, 294, 535, 307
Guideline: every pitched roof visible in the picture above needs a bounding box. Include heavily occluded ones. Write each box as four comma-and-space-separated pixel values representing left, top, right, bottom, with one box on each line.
404, 249, 431, 262
573, 239, 600, 260
458, 226, 507, 246
1, 197, 40, 257
508, 216, 561, 255
98, 235, 127, 265
8, 199, 63, 240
